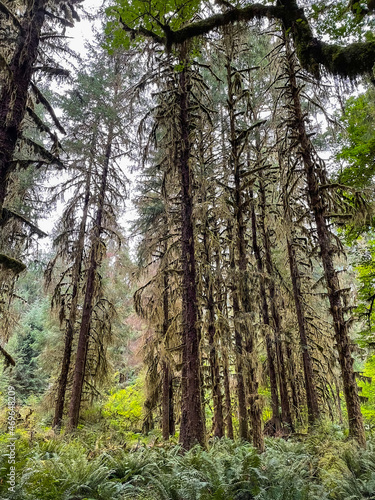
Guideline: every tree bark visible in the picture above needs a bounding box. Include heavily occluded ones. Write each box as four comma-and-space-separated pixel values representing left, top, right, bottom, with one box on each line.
228, 221, 249, 442
178, 44, 205, 449
202, 213, 224, 438
258, 179, 294, 431
162, 258, 172, 440
284, 217, 320, 424
222, 347, 234, 439
224, 30, 263, 450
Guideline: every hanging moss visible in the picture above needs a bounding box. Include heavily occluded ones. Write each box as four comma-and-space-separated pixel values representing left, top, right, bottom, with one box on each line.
0, 253, 26, 274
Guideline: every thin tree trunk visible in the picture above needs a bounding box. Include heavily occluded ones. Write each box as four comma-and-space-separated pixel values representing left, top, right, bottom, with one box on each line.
53, 163, 92, 430
228, 221, 249, 441
250, 191, 281, 432
284, 215, 320, 424
178, 44, 205, 449
285, 341, 301, 422
258, 179, 293, 431
67, 126, 113, 431
0, 0, 47, 216
284, 33, 365, 446
208, 299, 224, 438
202, 215, 224, 438
225, 36, 263, 450
169, 375, 175, 436
222, 347, 234, 439
162, 256, 171, 440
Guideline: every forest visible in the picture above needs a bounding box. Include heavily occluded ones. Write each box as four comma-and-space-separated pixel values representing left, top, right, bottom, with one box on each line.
2, 0, 375, 498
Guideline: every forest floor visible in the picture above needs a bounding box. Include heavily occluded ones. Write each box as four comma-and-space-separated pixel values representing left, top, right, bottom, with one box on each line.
0, 416, 375, 500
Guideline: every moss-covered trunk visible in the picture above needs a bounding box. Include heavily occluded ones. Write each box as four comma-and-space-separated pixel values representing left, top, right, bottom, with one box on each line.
178, 44, 205, 450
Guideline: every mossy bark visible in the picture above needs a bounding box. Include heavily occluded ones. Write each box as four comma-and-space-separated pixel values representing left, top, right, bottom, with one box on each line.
284, 33, 366, 447
178, 44, 205, 450
0, 254, 26, 274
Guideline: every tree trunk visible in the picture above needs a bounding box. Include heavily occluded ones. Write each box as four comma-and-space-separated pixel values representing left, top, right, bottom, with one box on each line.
202, 214, 224, 438
208, 300, 224, 438
222, 347, 234, 439
178, 44, 205, 449
250, 191, 281, 432
53, 163, 92, 430
162, 261, 172, 440
225, 37, 263, 450
284, 32, 365, 446
0, 0, 47, 216
67, 127, 113, 430
284, 218, 320, 424
258, 179, 293, 431
228, 221, 249, 442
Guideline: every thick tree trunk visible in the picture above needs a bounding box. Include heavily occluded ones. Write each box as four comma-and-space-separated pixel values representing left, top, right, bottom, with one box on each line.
284, 33, 365, 446
178, 45, 205, 449
53, 165, 92, 430
0, 0, 47, 216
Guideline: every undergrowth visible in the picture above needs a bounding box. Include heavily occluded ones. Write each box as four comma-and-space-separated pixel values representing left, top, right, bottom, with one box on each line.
1, 426, 375, 499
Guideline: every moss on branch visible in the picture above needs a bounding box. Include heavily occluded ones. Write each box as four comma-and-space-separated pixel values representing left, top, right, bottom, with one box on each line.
318, 40, 375, 78
167, 4, 283, 47
118, 0, 375, 78
0, 253, 26, 274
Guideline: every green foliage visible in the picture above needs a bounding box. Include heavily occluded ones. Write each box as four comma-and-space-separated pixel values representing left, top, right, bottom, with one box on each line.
105, 0, 202, 50
2, 429, 375, 499
0, 434, 121, 500
102, 378, 145, 432
358, 355, 375, 424
258, 439, 328, 500
113, 439, 262, 500
1, 299, 52, 402
310, 1, 375, 42
338, 88, 375, 189
352, 237, 375, 344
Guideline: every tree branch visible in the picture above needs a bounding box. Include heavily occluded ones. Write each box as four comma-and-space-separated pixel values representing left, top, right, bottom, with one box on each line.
0, 0, 22, 31
118, 0, 375, 77
0, 344, 15, 367
0, 253, 26, 274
